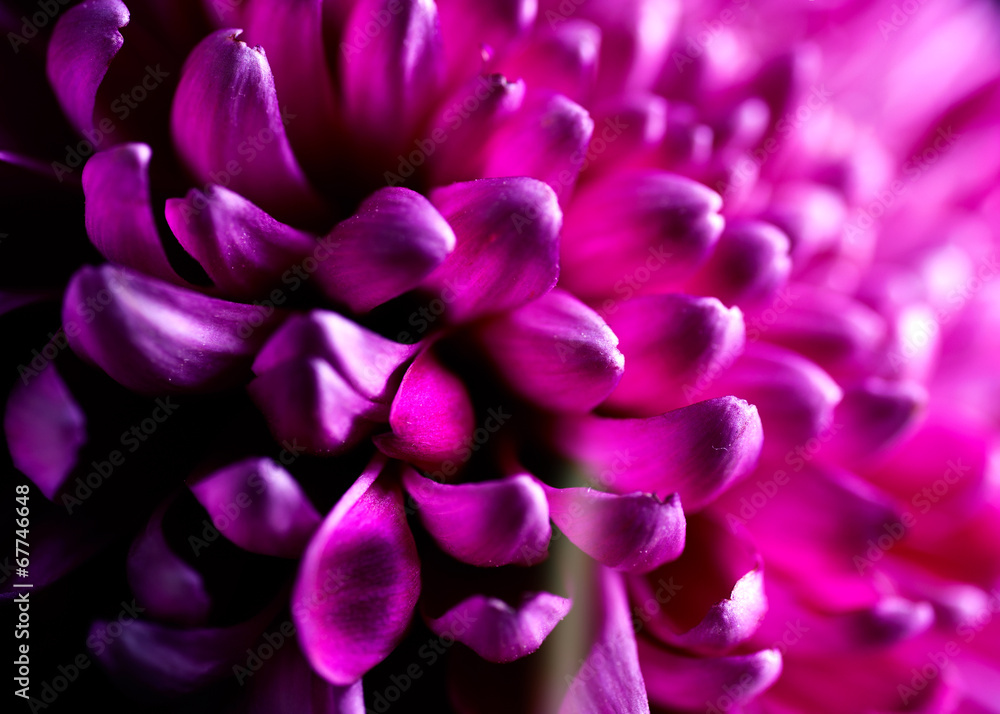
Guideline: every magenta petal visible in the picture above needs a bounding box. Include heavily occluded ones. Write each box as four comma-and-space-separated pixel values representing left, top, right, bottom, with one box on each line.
560, 567, 650, 714
253, 310, 418, 403
556, 397, 763, 510
83, 144, 187, 284
314, 188, 456, 313
126, 501, 211, 627
426, 592, 571, 663
3, 366, 86, 500
499, 21, 602, 103
248, 357, 381, 456
437, 0, 535, 83
542, 486, 685, 573
340, 0, 443, 150
637, 642, 782, 711
402, 470, 551, 566
188, 457, 321, 558
603, 294, 745, 415
425, 177, 561, 323
478, 289, 624, 413
293, 455, 421, 685
165, 184, 316, 298
170, 29, 324, 222
483, 92, 595, 205
46, 0, 128, 134
374, 349, 475, 471
560, 170, 724, 299
63, 265, 280, 394
827, 378, 927, 465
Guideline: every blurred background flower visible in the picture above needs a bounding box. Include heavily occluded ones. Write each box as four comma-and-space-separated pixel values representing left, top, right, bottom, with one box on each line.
2, 0, 1000, 712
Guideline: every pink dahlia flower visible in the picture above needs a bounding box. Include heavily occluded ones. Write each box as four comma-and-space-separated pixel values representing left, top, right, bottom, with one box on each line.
3, 0, 1000, 712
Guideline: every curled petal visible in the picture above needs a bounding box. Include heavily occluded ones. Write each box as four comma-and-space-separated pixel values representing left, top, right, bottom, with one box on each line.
253, 310, 417, 403
84, 144, 187, 284
165, 184, 316, 299
249, 357, 381, 456
561, 170, 724, 299
827, 378, 926, 466
630, 514, 767, 652
402, 470, 551, 566
425, 177, 561, 323
542, 485, 685, 573
46, 0, 129, 134
4, 366, 87, 500
171, 29, 324, 222
637, 642, 782, 711
126, 501, 211, 627
314, 188, 456, 313
603, 293, 745, 415
483, 92, 595, 205
63, 265, 281, 394
293, 455, 421, 685
499, 21, 602, 103
556, 397, 763, 510
478, 289, 624, 413
188, 457, 321, 558
374, 349, 475, 472
340, 0, 443, 150
426, 592, 571, 663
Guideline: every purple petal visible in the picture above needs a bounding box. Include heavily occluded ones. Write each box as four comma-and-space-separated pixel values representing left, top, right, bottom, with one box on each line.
437, 0, 535, 84
253, 310, 418, 403
126, 501, 211, 627
170, 28, 325, 222
46, 0, 129, 134
637, 642, 781, 711
603, 294, 745, 415
630, 514, 767, 652
4, 366, 86, 500
293, 455, 421, 685
556, 397, 763, 510
373, 348, 475, 472
498, 21, 602, 103
560, 170, 724, 299
165, 184, 316, 298
477, 289, 624, 413
424, 177, 561, 323
83, 144, 188, 284
339, 0, 443, 151
63, 265, 281, 394
827, 378, 927, 465
248, 357, 381, 456
402, 469, 551, 566
314, 188, 456, 313
483, 92, 594, 205
685, 219, 793, 309
542, 485, 685, 573
188, 457, 321, 558
560, 567, 650, 714
426, 592, 571, 663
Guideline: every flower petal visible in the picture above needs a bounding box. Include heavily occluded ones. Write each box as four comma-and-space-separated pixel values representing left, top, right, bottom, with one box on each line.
248, 357, 381, 456
402, 469, 551, 566
437, 0, 535, 84
827, 378, 926, 466
560, 170, 724, 299
424, 177, 561, 323
3, 365, 86, 500
374, 348, 475, 471
426, 592, 571, 663
293, 455, 421, 685
483, 92, 595, 205
63, 265, 280, 394
603, 293, 745, 415
477, 289, 624, 413
170, 28, 325, 223
46, 0, 129, 135
556, 397, 763, 510
83, 144, 187, 284
253, 310, 417, 403
542, 485, 685, 573
165, 184, 316, 298
188, 457, 321, 558
499, 21, 602, 103
314, 188, 456, 313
